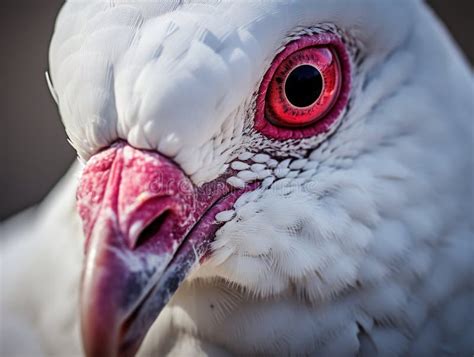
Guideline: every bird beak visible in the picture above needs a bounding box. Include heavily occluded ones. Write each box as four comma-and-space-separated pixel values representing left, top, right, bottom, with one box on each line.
76, 141, 244, 357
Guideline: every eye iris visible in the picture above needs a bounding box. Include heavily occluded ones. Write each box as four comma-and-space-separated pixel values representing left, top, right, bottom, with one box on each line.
255, 34, 350, 139
284, 65, 323, 108
265, 46, 341, 128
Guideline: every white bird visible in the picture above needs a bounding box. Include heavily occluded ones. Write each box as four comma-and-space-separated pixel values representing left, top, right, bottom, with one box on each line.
1, 0, 473, 356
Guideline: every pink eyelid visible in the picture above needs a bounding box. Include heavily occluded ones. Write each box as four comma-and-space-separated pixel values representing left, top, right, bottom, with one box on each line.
254, 33, 351, 140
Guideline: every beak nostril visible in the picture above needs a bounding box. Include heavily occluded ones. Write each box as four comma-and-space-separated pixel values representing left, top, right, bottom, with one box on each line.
134, 210, 172, 249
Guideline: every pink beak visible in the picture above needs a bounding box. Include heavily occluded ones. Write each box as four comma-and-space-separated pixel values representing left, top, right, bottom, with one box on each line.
77, 142, 249, 357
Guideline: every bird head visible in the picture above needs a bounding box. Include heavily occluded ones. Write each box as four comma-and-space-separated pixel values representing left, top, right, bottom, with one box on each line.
48, 1, 472, 356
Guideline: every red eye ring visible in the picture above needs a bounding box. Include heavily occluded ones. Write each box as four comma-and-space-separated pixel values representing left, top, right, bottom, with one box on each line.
266, 47, 341, 127
255, 33, 351, 140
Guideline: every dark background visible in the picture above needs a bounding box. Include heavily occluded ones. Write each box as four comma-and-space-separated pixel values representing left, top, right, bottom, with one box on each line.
0, 1, 473, 220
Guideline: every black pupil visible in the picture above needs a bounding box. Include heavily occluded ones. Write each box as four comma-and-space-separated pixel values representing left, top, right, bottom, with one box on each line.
284, 65, 323, 108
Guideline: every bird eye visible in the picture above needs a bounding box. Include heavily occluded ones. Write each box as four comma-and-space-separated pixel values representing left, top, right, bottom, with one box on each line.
255, 34, 350, 139
267, 47, 340, 127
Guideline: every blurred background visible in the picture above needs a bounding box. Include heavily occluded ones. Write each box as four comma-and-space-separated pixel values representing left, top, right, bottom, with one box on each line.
0, 1, 473, 221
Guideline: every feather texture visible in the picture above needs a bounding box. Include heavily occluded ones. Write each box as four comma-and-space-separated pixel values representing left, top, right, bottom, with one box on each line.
1, 0, 473, 355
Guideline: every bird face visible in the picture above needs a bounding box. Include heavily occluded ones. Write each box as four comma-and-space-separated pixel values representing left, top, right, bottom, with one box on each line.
49, 1, 472, 356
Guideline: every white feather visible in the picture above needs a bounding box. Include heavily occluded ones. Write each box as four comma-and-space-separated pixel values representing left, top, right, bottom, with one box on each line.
2, 0, 473, 355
